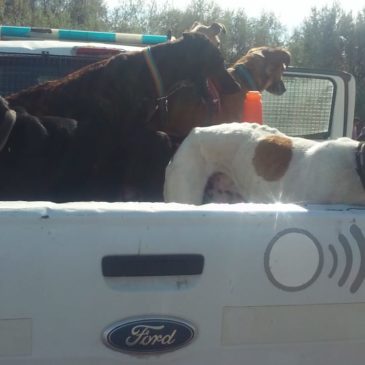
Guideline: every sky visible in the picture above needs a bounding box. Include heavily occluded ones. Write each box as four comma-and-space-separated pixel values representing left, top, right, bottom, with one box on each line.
105, 0, 364, 31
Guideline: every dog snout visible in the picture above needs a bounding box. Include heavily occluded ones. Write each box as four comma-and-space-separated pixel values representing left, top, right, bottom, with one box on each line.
212, 68, 241, 94
266, 80, 286, 95
358, 132, 365, 142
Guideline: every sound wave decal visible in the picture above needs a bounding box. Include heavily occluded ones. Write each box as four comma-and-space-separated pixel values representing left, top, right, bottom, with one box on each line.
329, 225, 365, 293
264, 224, 365, 294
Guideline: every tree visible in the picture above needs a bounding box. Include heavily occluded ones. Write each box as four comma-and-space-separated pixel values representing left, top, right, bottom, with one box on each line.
288, 4, 354, 70
0, 0, 109, 29
0, 0, 32, 25
352, 9, 365, 119
66, 0, 108, 30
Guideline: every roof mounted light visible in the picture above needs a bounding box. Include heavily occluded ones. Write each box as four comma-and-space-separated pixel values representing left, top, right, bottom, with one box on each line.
0, 25, 169, 46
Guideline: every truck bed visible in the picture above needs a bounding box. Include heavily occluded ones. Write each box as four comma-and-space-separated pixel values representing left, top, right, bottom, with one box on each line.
1, 201, 365, 364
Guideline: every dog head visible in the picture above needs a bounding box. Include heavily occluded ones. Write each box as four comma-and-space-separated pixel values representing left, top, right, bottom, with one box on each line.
180, 32, 240, 95
232, 46, 291, 95
188, 21, 227, 48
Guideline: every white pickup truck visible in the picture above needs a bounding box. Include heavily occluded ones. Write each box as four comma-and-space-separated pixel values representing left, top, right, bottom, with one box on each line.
0, 26, 362, 365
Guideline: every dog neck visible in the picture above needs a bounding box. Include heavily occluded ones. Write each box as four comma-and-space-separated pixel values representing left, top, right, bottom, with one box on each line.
143, 47, 166, 98
143, 47, 176, 127
232, 64, 258, 91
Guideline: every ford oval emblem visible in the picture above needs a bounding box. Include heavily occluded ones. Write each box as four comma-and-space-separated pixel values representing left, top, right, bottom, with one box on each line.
102, 317, 196, 354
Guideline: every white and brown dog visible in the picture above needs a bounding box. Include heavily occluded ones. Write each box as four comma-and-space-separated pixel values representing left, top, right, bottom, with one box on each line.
164, 122, 365, 205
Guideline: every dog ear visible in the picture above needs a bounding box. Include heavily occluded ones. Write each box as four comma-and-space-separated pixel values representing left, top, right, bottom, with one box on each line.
182, 32, 195, 40
209, 22, 227, 35
247, 47, 291, 66
270, 48, 291, 67
269, 49, 291, 67
282, 49, 291, 66
189, 21, 202, 31
182, 30, 213, 45
248, 47, 266, 58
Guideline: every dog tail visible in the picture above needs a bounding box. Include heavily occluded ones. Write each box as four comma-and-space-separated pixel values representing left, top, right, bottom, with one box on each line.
0, 96, 16, 152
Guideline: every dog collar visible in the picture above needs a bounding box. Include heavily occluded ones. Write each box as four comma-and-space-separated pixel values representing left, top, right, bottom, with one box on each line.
356, 142, 365, 190
143, 47, 170, 125
234, 64, 258, 91
143, 47, 165, 98
206, 78, 222, 111
199, 78, 222, 127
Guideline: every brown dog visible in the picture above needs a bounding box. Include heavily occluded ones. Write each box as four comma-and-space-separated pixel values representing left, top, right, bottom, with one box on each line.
151, 45, 291, 138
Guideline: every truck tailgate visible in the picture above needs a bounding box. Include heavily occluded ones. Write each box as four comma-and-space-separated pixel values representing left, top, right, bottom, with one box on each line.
0, 201, 365, 364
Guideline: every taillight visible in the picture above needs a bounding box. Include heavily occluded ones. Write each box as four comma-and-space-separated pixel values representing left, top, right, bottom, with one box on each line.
73, 46, 123, 58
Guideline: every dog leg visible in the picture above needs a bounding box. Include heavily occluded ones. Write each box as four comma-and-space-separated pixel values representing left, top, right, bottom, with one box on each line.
203, 172, 244, 203
164, 134, 210, 204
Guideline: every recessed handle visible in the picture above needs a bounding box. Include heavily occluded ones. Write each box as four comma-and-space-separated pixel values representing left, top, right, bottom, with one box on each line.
102, 254, 204, 277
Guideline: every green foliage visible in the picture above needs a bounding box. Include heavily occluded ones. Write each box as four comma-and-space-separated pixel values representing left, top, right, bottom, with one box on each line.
287, 4, 354, 70
0, 0, 108, 28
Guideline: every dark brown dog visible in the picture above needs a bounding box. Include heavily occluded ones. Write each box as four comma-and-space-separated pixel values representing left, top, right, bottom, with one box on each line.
153, 46, 291, 139
2, 33, 240, 202
6, 32, 239, 131
0, 98, 79, 201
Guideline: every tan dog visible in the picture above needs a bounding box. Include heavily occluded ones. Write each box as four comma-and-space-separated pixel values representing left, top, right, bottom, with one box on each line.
153, 46, 290, 138
164, 123, 365, 205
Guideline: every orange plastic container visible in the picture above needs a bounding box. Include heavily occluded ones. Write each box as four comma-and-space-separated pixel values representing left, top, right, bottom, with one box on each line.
241, 91, 263, 124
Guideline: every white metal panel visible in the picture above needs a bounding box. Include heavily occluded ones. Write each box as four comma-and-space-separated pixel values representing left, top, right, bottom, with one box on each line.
0, 40, 142, 56
0, 202, 365, 364
272, 70, 356, 139
346, 73, 357, 138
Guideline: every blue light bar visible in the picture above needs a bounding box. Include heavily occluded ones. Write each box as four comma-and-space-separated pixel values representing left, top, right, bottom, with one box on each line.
142, 34, 169, 44
0, 25, 31, 38
58, 29, 116, 42
0, 25, 169, 45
